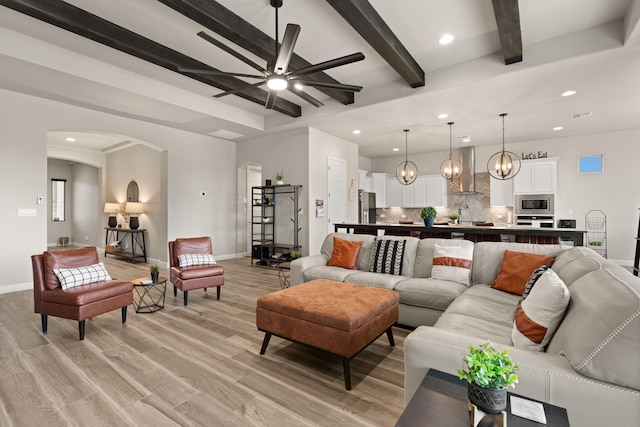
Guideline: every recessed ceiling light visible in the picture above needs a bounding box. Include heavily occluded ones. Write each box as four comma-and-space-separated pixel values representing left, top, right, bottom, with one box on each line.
66, 137, 76, 142
553, 126, 564, 131
352, 129, 361, 135
293, 83, 304, 90
462, 138, 471, 143
439, 34, 454, 45
562, 90, 576, 97
393, 148, 400, 152
438, 113, 448, 119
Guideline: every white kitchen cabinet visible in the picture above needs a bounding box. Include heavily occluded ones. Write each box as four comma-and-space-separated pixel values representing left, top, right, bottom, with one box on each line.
490, 176, 514, 207
358, 169, 372, 192
513, 158, 558, 194
385, 177, 402, 207
425, 174, 447, 207
412, 176, 428, 207
401, 183, 414, 207
371, 173, 387, 207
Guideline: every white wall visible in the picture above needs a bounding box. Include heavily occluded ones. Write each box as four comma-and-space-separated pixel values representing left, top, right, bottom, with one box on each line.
371, 128, 640, 263
0, 88, 236, 292
70, 162, 101, 248
236, 128, 310, 255
47, 159, 72, 244
308, 128, 359, 255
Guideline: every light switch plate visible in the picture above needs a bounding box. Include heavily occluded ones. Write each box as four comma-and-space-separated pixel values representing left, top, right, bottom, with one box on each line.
18, 208, 37, 216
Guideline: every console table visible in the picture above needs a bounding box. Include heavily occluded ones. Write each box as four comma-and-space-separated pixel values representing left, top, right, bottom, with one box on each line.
104, 227, 147, 263
396, 370, 569, 426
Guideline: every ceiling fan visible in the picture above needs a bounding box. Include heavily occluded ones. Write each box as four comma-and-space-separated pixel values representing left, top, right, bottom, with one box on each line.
179, 0, 365, 110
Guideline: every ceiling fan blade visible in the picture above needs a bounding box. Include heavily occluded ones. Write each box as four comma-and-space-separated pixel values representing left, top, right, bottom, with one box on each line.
273, 24, 300, 75
288, 52, 365, 77
288, 87, 324, 107
197, 31, 269, 74
293, 80, 363, 92
213, 81, 267, 98
265, 90, 278, 109
178, 68, 265, 79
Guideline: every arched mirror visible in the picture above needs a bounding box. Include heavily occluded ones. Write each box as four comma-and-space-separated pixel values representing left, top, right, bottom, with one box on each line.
126, 181, 139, 202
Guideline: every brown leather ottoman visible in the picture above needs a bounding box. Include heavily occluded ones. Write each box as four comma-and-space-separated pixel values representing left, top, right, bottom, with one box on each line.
256, 279, 399, 390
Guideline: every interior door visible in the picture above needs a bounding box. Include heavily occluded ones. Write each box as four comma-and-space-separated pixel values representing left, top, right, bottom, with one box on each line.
327, 158, 346, 234
247, 165, 262, 254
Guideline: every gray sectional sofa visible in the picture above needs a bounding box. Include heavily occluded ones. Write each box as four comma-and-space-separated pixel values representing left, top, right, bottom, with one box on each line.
290, 232, 640, 427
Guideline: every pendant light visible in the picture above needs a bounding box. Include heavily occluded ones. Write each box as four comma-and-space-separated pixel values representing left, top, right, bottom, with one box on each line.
396, 129, 418, 185
440, 121, 463, 181
487, 113, 521, 180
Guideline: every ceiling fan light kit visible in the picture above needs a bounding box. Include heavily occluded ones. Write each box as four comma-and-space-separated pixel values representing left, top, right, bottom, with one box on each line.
180, 0, 364, 112
487, 113, 521, 180
440, 121, 463, 182
396, 129, 418, 185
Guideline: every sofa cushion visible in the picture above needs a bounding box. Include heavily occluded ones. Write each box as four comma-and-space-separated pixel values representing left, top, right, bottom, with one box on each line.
512, 269, 570, 351
471, 242, 566, 286
327, 237, 362, 269
369, 239, 406, 275
303, 266, 358, 283
491, 250, 556, 295
552, 247, 604, 286
414, 239, 474, 278
344, 271, 409, 290
546, 269, 640, 390
44, 247, 99, 290
321, 233, 376, 271
395, 278, 467, 311
431, 244, 473, 286
53, 262, 112, 290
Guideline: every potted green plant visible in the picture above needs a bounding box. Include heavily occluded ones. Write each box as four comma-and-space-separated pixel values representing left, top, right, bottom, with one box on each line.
420, 206, 438, 227
449, 212, 460, 225
150, 264, 159, 283
276, 170, 284, 185
290, 250, 301, 259
457, 342, 519, 414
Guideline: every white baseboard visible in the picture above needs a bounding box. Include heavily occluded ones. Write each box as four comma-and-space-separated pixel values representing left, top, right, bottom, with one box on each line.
0, 282, 32, 295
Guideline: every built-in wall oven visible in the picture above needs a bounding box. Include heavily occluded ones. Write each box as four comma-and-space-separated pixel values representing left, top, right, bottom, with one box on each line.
515, 194, 555, 228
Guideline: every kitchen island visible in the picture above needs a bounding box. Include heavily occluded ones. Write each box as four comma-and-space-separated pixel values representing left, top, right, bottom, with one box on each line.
334, 223, 585, 246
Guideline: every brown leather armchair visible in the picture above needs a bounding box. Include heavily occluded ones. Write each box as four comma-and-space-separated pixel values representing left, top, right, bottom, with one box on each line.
31, 246, 133, 340
168, 237, 224, 306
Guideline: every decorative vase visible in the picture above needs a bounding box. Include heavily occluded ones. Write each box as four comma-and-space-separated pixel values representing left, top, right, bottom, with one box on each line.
151, 271, 159, 283
452, 219, 459, 225
424, 217, 435, 227
129, 216, 140, 230
468, 382, 507, 414
276, 180, 284, 185
108, 216, 117, 228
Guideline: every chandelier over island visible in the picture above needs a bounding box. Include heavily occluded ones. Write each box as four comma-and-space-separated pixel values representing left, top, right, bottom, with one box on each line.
487, 113, 521, 180
396, 129, 418, 185
440, 121, 463, 181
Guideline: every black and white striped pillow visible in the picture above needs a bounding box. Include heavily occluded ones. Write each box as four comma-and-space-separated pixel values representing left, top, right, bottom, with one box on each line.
369, 239, 406, 275
53, 262, 112, 290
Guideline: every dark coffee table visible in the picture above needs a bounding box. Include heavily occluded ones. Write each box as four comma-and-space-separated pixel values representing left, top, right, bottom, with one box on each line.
396, 370, 569, 426
132, 276, 167, 313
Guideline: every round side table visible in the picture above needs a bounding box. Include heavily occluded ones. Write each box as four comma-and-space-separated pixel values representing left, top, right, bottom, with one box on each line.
132, 276, 168, 313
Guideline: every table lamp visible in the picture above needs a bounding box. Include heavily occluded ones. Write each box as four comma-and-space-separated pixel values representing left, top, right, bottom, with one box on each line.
104, 203, 121, 228
125, 202, 145, 229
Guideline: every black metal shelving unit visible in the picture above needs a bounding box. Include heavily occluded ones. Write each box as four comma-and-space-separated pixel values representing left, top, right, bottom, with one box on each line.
251, 184, 302, 268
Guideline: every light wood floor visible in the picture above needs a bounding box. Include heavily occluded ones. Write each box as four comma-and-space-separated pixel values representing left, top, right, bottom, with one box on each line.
0, 255, 410, 426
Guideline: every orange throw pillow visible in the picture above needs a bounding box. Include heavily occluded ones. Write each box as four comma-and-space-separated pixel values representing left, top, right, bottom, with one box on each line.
491, 250, 555, 295
327, 237, 363, 270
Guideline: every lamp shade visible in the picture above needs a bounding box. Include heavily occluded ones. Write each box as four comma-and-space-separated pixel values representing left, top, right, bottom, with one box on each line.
125, 202, 145, 214
103, 202, 121, 213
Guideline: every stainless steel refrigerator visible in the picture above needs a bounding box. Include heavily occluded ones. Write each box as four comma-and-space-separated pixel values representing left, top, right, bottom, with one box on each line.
358, 190, 377, 224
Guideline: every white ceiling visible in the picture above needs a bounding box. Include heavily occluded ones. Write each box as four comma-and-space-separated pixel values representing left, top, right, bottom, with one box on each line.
1, 0, 639, 158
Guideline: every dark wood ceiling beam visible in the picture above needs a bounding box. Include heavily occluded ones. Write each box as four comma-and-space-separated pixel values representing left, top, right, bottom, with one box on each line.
156, 0, 355, 105
0, 0, 301, 117
491, 0, 523, 65
325, 0, 425, 88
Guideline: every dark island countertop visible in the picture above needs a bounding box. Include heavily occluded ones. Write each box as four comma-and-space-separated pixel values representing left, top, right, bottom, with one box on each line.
334, 222, 586, 246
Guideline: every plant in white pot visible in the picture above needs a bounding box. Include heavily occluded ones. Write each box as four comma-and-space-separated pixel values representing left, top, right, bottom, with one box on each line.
276, 170, 284, 185
457, 342, 519, 414
449, 212, 460, 224
420, 206, 438, 227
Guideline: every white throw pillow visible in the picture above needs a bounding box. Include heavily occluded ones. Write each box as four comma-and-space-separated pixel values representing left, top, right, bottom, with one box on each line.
178, 253, 216, 267
53, 262, 112, 290
430, 244, 473, 286
512, 269, 570, 351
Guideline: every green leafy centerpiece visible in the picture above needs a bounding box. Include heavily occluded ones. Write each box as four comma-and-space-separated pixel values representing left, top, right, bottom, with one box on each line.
457, 342, 519, 414
420, 206, 438, 227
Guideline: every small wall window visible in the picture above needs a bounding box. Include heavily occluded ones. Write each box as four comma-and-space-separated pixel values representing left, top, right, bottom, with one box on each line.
51, 179, 66, 222
579, 155, 604, 174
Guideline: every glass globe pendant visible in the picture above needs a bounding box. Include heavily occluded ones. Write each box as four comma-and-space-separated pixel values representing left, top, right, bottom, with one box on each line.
396, 129, 418, 185
487, 113, 521, 180
440, 122, 463, 181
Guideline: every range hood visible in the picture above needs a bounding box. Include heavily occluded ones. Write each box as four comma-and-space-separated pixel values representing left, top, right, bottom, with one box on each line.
451, 146, 476, 194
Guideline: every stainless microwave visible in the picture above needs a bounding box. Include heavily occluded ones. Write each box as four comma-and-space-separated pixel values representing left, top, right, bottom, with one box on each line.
515, 194, 554, 215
